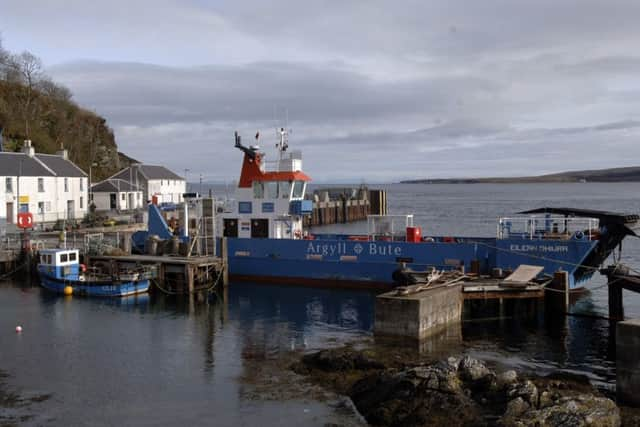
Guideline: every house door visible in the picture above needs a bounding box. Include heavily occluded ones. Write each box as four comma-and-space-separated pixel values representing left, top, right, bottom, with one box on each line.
223, 218, 238, 237
67, 200, 75, 219
251, 219, 269, 238
6, 203, 13, 224
110, 194, 117, 210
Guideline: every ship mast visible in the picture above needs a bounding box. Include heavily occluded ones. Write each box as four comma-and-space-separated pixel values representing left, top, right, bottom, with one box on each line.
276, 127, 289, 165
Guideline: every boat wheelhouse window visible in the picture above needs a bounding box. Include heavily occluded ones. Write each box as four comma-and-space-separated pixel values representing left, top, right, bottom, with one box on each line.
60, 253, 68, 263
69, 252, 77, 262
292, 181, 305, 199
253, 181, 264, 199
280, 181, 292, 199
265, 181, 278, 199
47, 254, 52, 264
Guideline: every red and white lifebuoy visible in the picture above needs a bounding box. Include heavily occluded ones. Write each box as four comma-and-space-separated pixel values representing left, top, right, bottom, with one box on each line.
293, 230, 302, 239
17, 212, 34, 229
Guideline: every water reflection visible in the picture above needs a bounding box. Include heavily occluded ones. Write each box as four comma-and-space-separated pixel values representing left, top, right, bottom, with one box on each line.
227, 282, 374, 360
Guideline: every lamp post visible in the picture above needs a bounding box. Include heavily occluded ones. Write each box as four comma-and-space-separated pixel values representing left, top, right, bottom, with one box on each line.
88, 162, 97, 207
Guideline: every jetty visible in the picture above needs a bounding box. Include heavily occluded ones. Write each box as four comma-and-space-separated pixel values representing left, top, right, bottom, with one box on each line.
87, 254, 224, 294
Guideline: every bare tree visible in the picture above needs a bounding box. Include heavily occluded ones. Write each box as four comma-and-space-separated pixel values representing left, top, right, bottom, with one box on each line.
37, 78, 73, 103
6, 51, 44, 137
0, 35, 10, 80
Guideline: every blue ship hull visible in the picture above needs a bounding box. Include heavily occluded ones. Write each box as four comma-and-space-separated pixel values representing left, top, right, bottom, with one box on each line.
225, 235, 598, 289
39, 272, 150, 297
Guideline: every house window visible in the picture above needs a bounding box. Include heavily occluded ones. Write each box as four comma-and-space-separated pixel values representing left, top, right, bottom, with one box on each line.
5, 178, 12, 193
80, 179, 84, 191
38, 178, 44, 192
80, 197, 84, 209
38, 202, 45, 214
64, 178, 69, 192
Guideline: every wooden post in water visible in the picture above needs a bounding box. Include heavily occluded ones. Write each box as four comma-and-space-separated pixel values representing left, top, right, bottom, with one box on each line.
545, 271, 569, 314
221, 237, 229, 287
186, 264, 195, 294
608, 280, 624, 321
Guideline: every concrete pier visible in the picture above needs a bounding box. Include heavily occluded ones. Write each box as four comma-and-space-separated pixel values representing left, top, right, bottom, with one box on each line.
374, 284, 462, 340
617, 319, 640, 406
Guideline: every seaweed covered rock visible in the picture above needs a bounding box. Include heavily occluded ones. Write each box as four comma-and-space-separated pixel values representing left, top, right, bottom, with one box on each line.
295, 349, 621, 427
500, 395, 620, 427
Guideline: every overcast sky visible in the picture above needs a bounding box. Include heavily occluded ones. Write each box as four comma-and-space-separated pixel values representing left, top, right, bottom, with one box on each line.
2, 0, 640, 182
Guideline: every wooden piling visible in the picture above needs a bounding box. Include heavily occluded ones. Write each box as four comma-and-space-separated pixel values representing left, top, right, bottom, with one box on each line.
221, 237, 229, 287
544, 271, 569, 314
608, 281, 624, 320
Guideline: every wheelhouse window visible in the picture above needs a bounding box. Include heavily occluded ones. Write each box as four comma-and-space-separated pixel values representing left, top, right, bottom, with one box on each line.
292, 181, 305, 199
253, 181, 264, 199
279, 181, 292, 199
265, 181, 278, 199
60, 253, 68, 263
69, 252, 77, 262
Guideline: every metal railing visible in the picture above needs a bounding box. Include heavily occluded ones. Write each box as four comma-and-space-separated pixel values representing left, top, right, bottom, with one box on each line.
367, 214, 414, 240
497, 216, 599, 240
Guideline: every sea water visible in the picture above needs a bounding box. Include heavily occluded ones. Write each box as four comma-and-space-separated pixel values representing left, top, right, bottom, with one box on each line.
1, 183, 638, 426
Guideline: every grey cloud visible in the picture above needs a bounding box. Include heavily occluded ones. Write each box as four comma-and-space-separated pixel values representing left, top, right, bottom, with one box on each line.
49, 60, 503, 127
5, 0, 640, 181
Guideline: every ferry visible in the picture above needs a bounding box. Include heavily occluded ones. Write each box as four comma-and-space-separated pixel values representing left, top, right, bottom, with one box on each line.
137, 128, 640, 290
37, 248, 150, 297
216, 129, 639, 289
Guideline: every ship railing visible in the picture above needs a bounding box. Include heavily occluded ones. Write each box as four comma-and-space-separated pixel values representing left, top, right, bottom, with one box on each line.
367, 214, 414, 240
497, 216, 599, 240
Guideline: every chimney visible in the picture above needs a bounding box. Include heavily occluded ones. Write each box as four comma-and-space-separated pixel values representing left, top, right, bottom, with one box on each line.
56, 142, 68, 160
56, 149, 69, 160
22, 140, 35, 157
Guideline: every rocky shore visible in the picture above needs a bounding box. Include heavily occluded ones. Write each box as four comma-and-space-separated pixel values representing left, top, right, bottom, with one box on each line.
293, 348, 636, 427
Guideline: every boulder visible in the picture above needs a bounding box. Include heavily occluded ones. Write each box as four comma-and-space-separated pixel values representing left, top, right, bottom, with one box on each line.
496, 370, 518, 389
500, 395, 620, 427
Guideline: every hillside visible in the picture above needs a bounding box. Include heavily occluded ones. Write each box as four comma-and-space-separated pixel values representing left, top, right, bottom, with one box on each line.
400, 166, 640, 184
0, 40, 127, 181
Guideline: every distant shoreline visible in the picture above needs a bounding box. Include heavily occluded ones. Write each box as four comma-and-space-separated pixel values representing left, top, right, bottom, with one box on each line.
400, 166, 640, 184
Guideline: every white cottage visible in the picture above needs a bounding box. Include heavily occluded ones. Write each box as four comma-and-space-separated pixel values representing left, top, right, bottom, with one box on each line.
90, 179, 143, 211
0, 141, 88, 227
107, 164, 186, 204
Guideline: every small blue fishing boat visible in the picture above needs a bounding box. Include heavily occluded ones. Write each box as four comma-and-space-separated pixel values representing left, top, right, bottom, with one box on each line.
37, 248, 150, 297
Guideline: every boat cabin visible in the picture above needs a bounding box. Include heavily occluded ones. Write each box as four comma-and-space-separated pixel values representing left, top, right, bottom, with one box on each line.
38, 249, 80, 280
222, 129, 313, 239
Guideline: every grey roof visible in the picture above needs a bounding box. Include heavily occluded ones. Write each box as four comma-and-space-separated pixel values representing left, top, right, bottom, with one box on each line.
35, 154, 87, 178
91, 179, 141, 193
0, 152, 55, 176
110, 164, 183, 181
